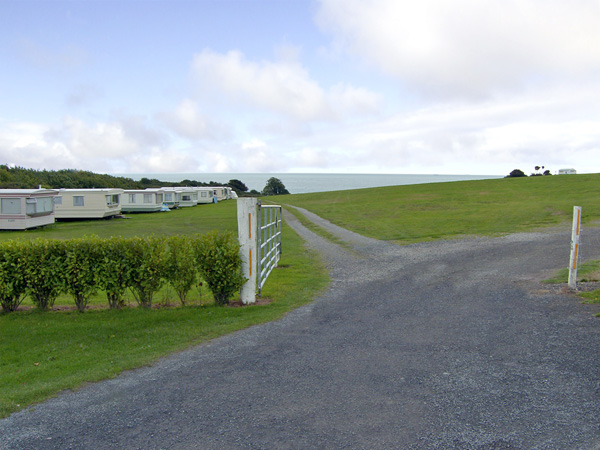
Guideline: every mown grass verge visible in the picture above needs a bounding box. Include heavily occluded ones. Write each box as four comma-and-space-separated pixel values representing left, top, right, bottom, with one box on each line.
543, 260, 600, 308
284, 206, 355, 253
0, 203, 329, 418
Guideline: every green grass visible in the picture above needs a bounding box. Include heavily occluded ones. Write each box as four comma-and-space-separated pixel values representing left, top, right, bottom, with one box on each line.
0, 201, 239, 241
543, 260, 600, 284
284, 206, 355, 253
5, 174, 600, 417
0, 203, 329, 418
280, 174, 600, 243
544, 259, 600, 306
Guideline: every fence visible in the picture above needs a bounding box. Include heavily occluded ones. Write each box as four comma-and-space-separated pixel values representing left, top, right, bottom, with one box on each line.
237, 198, 282, 304
257, 201, 282, 296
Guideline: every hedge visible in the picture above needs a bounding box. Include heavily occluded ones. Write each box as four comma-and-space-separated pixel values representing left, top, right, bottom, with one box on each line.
0, 232, 245, 313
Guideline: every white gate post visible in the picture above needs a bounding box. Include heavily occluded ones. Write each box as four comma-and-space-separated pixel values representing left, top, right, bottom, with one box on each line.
237, 198, 257, 304
568, 206, 582, 289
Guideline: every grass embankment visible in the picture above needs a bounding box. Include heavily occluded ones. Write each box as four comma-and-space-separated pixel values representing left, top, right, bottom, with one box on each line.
279, 173, 600, 243
0, 201, 329, 418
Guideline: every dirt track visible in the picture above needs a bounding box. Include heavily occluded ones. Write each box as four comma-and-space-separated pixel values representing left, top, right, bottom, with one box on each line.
2, 209, 600, 449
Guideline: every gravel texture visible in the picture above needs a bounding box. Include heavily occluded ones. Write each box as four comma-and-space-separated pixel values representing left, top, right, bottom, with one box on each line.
2, 209, 600, 449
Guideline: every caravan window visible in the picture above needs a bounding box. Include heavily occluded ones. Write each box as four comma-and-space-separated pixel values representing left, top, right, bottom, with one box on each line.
26, 197, 53, 216
73, 196, 84, 207
1, 198, 21, 214
182, 194, 192, 201
201, 191, 208, 197
129, 194, 137, 203
143, 193, 153, 203
165, 193, 173, 202
106, 194, 120, 206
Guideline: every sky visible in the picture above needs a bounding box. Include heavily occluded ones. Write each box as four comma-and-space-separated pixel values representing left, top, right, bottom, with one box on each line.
1, 0, 600, 176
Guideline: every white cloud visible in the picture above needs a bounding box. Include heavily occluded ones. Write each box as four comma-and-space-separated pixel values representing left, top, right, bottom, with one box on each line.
316, 0, 600, 97
191, 49, 380, 121
159, 99, 229, 140
0, 115, 194, 174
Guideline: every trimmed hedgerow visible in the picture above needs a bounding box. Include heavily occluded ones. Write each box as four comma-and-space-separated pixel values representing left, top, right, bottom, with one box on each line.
194, 231, 246, 306
0, 231, 245, 313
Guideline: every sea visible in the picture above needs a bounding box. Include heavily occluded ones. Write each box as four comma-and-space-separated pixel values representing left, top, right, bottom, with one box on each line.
114, 173, 503, 195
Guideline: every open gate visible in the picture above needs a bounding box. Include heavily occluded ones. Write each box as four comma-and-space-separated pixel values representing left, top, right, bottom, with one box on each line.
257, 201, 282, 296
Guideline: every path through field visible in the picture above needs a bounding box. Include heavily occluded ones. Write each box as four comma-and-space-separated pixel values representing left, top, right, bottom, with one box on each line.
2, 208, 600, 449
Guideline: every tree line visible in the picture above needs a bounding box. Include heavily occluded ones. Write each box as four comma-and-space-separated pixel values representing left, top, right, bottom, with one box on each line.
0, 166, 290, 196
506, 166, 553, 178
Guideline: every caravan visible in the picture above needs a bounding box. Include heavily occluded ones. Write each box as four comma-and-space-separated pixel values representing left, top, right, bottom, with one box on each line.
122, 189, 165, 213
54, 188, 123, 219
0, 189, 59, 230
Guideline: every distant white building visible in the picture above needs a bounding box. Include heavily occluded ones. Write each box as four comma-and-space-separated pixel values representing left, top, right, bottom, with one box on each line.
0, 189, 59, 230
558, 168, 577, 175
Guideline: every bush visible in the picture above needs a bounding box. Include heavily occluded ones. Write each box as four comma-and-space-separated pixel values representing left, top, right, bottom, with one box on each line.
64, 237, 102, 313
126, 236, 167, 308
96, 238, 135, 309
0, 241, 28, 312
506, 169, 527, 178
165, 235, 198, 306
194, 231, 246, 305
23, 239, 67, 310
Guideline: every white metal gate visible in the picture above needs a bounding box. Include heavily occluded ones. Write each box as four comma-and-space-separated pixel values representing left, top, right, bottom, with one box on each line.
257, 201, 282, 296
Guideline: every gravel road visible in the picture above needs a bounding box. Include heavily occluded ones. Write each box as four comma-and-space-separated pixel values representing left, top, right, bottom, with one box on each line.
2, 208, 600, 449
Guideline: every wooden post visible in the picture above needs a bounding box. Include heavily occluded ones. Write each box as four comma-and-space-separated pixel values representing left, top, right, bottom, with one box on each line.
568, 206, 582, 289
237, 198, 257, 304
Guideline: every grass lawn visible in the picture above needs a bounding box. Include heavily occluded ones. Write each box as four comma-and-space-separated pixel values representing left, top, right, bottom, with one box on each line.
0, 201, 329, 418
0, 201, 239, 241
4, 173, 600, 417
279, 173, 600, 243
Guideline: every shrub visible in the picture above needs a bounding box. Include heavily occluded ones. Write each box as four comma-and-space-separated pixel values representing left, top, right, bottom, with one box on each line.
126, 236, 167, 308
165, 235, 198, 306
23, 239, 67, 310
64, 237, 102, 313
194, 231, 246, 305
96, 237, 135, 309
0, 240, 28, 312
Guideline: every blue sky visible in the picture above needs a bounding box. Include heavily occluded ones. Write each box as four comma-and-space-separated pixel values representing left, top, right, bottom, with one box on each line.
2, 0, 600, 176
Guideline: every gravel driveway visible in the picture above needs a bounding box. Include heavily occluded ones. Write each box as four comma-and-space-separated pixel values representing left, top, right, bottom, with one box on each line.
2, 208, 600, 449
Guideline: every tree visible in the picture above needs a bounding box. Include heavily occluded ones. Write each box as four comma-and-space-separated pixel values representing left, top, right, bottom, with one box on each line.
543, 169, 552, 176
228, 179, 248, 195
261, 177, 290, 196
506, 169, 526, 178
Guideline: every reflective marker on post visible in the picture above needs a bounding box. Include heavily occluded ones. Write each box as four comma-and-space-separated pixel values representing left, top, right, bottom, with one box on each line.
568, 206, 582, 289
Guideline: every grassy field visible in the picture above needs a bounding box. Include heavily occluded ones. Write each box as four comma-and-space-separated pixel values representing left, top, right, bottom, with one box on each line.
0, 201, 329, 418
279, 173, 600, 243
0, 201, 239, 241
3, 174, 600, 418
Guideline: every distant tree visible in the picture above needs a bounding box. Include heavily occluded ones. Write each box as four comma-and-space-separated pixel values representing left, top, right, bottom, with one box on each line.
506, 169, 527, 178
543, 169, 552, 176
531, 165, 545, 176
228, 179, 248, 195
261, 177, 290, 196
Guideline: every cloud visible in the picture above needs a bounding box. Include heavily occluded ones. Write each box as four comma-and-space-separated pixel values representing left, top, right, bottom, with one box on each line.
158, 99, 229, 140
316, 0, 600, 97
190, 49, 380, 121
0, 115, 196, 174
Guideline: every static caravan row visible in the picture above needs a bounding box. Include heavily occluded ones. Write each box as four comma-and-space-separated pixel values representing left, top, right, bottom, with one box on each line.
0, 189, 58, 230
54, 189, 124, 219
